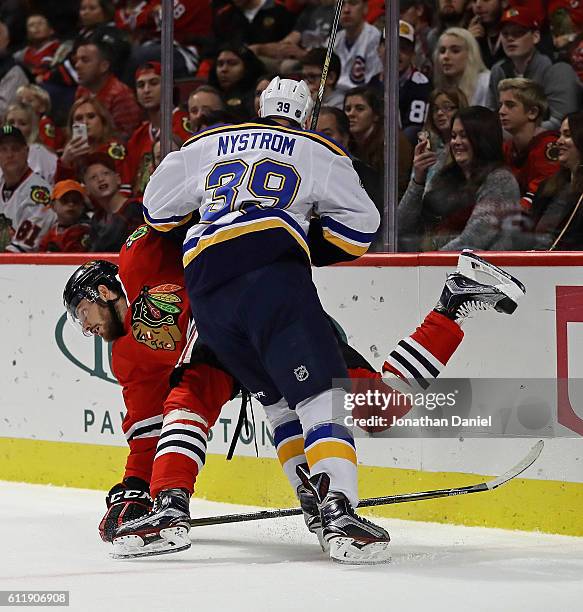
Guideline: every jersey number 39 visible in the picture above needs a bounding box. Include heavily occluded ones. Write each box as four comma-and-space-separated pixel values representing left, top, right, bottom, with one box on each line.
203, 158, 301, 223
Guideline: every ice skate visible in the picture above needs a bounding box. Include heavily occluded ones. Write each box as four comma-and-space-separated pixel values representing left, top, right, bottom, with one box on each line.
112, 488, 191, 559
305, 472, 391, 565
435, 250, 526, 323
297, 483, 327, 552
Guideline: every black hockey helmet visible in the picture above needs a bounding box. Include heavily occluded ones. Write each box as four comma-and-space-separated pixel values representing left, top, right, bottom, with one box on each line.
63, 260, 122, 331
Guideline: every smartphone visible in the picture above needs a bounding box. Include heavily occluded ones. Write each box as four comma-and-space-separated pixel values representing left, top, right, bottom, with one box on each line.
417, 130, 431, 151
72, 122, 88, 144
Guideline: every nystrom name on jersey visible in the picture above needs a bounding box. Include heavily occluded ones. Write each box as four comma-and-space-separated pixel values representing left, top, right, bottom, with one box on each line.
217, 132, 296, 157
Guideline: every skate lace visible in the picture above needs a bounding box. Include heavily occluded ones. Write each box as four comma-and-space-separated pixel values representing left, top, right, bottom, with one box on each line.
456, 299, 492, 321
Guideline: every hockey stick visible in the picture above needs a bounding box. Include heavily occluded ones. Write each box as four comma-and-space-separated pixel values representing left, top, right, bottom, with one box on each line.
309, 0, 344, 130
189, 439, 544, 527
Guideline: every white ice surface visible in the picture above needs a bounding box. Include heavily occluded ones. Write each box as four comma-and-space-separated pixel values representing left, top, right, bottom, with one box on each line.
0, 482, 582, 612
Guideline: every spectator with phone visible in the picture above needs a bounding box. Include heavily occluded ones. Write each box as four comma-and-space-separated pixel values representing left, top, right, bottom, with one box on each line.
416, 86, 469, 191
55, 97, 129, 190
398, 106, 521, 251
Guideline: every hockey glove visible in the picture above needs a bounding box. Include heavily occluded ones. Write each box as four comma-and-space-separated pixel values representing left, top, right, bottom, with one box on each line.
99, 477, 153, 542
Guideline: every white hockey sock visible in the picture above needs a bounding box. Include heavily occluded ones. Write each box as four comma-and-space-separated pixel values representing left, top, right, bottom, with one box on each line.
296, 388, 358, 507
264, 398, 306, 491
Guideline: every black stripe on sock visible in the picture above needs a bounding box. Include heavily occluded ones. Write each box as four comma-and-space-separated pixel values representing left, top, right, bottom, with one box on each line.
158, 427, 207, 448
155, 439, 206, 464
398, 340, 440, 378
127, 422, 162, 442
389, 351, 430, 389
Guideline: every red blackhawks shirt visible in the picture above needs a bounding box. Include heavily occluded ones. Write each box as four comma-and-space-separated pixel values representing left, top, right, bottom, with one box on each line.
503, 131, 560, 210
39, 221, 91, 252
121, 110, 190, 197
115, 0, 212, 46
76, 75, 143, 141
20, 39, 61, 78
54, 140, 129, 193
38, 115, 65, 153
112, 224, 232, 483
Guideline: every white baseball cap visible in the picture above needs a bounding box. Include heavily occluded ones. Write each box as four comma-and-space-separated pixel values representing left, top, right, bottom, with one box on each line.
399, 20, 415, 44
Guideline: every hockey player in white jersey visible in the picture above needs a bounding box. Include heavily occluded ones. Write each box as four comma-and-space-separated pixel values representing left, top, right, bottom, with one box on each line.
143, 77, 394, 563
142, 78, 527, 565
0, 125, 54, 252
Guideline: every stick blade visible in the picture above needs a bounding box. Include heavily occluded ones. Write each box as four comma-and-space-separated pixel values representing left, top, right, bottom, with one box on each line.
486, 439, 544, 490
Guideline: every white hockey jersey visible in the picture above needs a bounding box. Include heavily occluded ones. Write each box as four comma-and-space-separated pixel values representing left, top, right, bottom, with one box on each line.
334, 23, 383, 94
0, 169, 55, 252
143, 120, 380, 294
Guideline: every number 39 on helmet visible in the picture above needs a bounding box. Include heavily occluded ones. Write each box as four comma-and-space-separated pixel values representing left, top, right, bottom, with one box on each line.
259, 77, 314, 129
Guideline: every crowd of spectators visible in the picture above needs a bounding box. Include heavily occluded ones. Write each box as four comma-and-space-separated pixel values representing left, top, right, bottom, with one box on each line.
0, 0, 582, 253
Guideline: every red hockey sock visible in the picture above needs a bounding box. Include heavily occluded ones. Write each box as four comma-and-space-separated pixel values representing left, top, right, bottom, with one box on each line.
382, 310, 464, 386
149, 410, 209, 499
149, 364, 233, 498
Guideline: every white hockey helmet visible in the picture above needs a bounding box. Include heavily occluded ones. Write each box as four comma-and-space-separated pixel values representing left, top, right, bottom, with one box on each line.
259, 77, 314, 128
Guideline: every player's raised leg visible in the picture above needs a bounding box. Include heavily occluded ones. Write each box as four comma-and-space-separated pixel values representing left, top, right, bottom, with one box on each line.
383, 250, 525, 390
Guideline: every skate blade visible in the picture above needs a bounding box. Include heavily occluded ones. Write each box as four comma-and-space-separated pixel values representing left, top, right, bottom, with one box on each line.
328, 537, 391, 565
456, 250, 526, 307
112, 525, 191, 559
457, 249, 525, 290
315, 529, 329, 553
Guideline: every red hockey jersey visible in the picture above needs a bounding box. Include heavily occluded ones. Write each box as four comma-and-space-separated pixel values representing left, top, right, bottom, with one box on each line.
54, 140, 129, 192
21, 39, 61, 78
39, 221, 91, 252
115, 0, 212, 46
504, 130, 560, 210
112, 225, 232, 483
121, 110, 190, 197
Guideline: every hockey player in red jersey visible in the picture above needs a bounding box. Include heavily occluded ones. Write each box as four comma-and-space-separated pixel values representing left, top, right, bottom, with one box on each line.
63, 225, 236, 557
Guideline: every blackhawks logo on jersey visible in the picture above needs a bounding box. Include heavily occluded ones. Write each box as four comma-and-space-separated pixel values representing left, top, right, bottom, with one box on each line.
545, 141, 560, 162
108, 142, 126, 161
126, 225, 150, 249
30, 185, 50, 205
131, 283, 183, 351
135, 152, 154, 195
43, 122, 55, 139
